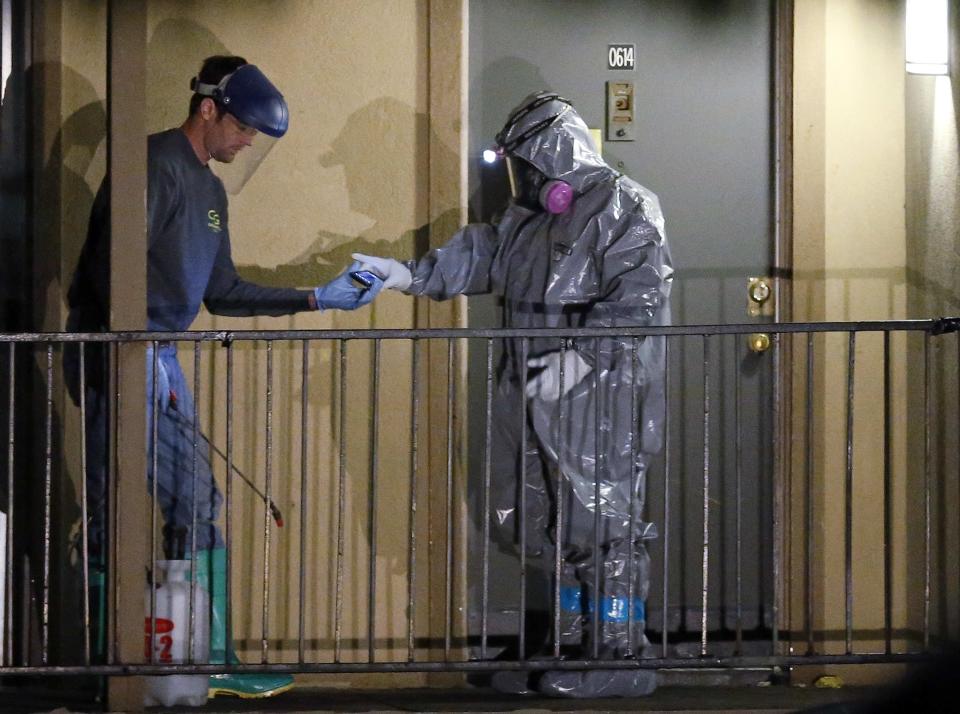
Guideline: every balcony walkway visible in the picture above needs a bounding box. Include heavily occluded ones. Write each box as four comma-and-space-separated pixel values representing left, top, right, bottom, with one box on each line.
1, 682, 881, 713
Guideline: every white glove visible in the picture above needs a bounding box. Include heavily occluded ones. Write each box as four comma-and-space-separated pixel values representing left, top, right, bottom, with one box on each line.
351, 252, 413, 291
525, 349, 593, 401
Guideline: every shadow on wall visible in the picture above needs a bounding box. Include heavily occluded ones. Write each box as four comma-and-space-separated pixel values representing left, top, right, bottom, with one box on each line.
52, 84, 107, 295
4, 62, 105, 328
236, 96, 456, 287
1, 59, 101, 666
468, 56, 550, 224
148, 22, 460, 288
950, 1, 960, 311
41, 62, 104, 667
146, 18, 230, 135
952, 0, 960, 147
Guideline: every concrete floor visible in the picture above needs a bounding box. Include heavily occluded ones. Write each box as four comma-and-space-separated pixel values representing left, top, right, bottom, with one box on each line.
1, 683, 876, 714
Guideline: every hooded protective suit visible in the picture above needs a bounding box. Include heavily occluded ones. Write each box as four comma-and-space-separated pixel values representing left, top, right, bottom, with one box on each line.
373, 92, 672, 685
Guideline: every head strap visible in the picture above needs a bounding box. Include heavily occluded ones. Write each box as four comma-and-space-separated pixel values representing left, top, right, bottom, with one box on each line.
190, 71, 235, 102
495, 92, 571, 151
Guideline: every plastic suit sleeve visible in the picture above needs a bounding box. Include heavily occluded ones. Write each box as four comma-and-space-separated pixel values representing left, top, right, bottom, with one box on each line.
573, 211, 670, 370
404, 223, 499, 299
525, 350, 592, 400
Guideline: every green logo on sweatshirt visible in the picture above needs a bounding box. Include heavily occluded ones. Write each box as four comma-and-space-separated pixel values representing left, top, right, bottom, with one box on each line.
207, 209, 222, 233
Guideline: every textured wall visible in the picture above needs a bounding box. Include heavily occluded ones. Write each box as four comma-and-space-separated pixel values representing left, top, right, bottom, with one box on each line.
791, 0, 959, 675
52, 0, 465, 678
142, 0, 442, 671
903, 4, 960, 651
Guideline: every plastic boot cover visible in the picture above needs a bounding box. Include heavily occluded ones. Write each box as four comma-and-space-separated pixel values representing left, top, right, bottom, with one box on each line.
489, 653, 564, 696
584, 594, 649, 659
557, 583, 584, 646
193, 548, 294, 699
538, 668, 657, 698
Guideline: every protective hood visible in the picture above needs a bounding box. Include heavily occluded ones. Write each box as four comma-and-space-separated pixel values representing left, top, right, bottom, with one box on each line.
496, 91, 611, 194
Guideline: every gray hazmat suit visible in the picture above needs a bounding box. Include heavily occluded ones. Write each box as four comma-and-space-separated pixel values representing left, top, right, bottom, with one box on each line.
406, 93, 672, 676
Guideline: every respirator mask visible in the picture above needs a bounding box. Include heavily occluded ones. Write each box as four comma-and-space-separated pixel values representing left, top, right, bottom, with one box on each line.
504, 156, 573, 214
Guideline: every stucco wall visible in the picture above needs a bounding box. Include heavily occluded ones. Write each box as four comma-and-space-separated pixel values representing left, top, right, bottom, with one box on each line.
52, 0, 466, 678
791, 0, 959, 676
904, 6, 960, 650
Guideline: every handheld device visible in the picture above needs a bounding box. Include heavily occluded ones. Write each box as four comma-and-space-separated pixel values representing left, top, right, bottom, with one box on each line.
350, 270, 379, 288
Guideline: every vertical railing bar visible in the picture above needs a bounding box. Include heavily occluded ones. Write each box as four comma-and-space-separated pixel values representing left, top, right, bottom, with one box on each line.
844, 331, 855, 655
805, 333, 815, 655
700, 334, 711, 657
883, 331, 892, 655
661, 337, 671, 659
923, 332, 931, 652
335, 340, 347, 662
406, 339, 420, 662
481, 339, 493, 661
771, 330, 782, 656
627, 337, 639, 657
734, 334, 743, 656
553, 338, 567, 659
225, 340, 234, 667
591, 337, 602, 661
444, 339, 455, 660
519, 338, 529, 660
79, 343, 92, 666
261, 340, 274, 663
149, 342, 159, 665
110, 341, 119, 665
189, 341, 200, 664
42, 344, 53, 664
298, 339, 309, 664
368, 339, 381, 663
5, 343, 14, 667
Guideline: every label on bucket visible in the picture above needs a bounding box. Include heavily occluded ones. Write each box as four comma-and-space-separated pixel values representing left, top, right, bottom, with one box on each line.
144, 617, 175, 662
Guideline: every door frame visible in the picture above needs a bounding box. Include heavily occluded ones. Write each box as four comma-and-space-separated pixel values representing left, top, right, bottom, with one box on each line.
773, 0, 794, 649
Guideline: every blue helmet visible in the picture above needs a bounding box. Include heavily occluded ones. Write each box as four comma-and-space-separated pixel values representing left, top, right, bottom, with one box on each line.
191, 64, 289, 138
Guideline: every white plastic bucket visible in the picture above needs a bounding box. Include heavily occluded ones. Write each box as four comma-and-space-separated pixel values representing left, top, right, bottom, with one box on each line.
143, 559, 210, 707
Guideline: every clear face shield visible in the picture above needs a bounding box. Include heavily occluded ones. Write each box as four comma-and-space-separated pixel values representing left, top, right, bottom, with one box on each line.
482, 147, 518, 198
209, 117, 280, 195
483, 148, 573, 214
192, 64, 288, 194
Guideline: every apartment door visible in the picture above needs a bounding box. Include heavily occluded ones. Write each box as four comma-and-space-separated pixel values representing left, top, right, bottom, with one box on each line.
465, 0, 782, 652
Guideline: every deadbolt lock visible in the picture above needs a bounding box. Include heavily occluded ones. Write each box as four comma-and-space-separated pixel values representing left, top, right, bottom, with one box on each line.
747, 277, 774, 317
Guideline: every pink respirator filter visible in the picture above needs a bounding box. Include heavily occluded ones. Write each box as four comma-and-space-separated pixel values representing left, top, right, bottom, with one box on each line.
539, 180, 574, 214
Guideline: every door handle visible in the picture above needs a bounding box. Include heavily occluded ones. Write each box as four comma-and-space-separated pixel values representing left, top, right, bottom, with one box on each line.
747, 277, 773, 353
748, 332, 772, 353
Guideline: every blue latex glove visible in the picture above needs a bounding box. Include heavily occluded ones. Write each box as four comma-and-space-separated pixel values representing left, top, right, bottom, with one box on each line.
314, 261, 384, 311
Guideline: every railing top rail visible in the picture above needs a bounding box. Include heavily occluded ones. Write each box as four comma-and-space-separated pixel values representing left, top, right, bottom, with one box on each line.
1, 317, 958, 343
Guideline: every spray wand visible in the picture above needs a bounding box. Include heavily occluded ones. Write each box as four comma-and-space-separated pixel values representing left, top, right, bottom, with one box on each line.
168, 390, 284, 528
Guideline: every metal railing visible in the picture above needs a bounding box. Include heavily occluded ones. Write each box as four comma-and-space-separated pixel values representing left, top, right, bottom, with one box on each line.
1, 319, 958, 677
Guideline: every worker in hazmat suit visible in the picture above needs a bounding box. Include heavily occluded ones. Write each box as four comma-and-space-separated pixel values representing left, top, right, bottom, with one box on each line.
354, 91, 672, 697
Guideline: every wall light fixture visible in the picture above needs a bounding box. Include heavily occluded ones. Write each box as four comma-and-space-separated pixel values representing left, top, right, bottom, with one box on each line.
906, 0, 949, 75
